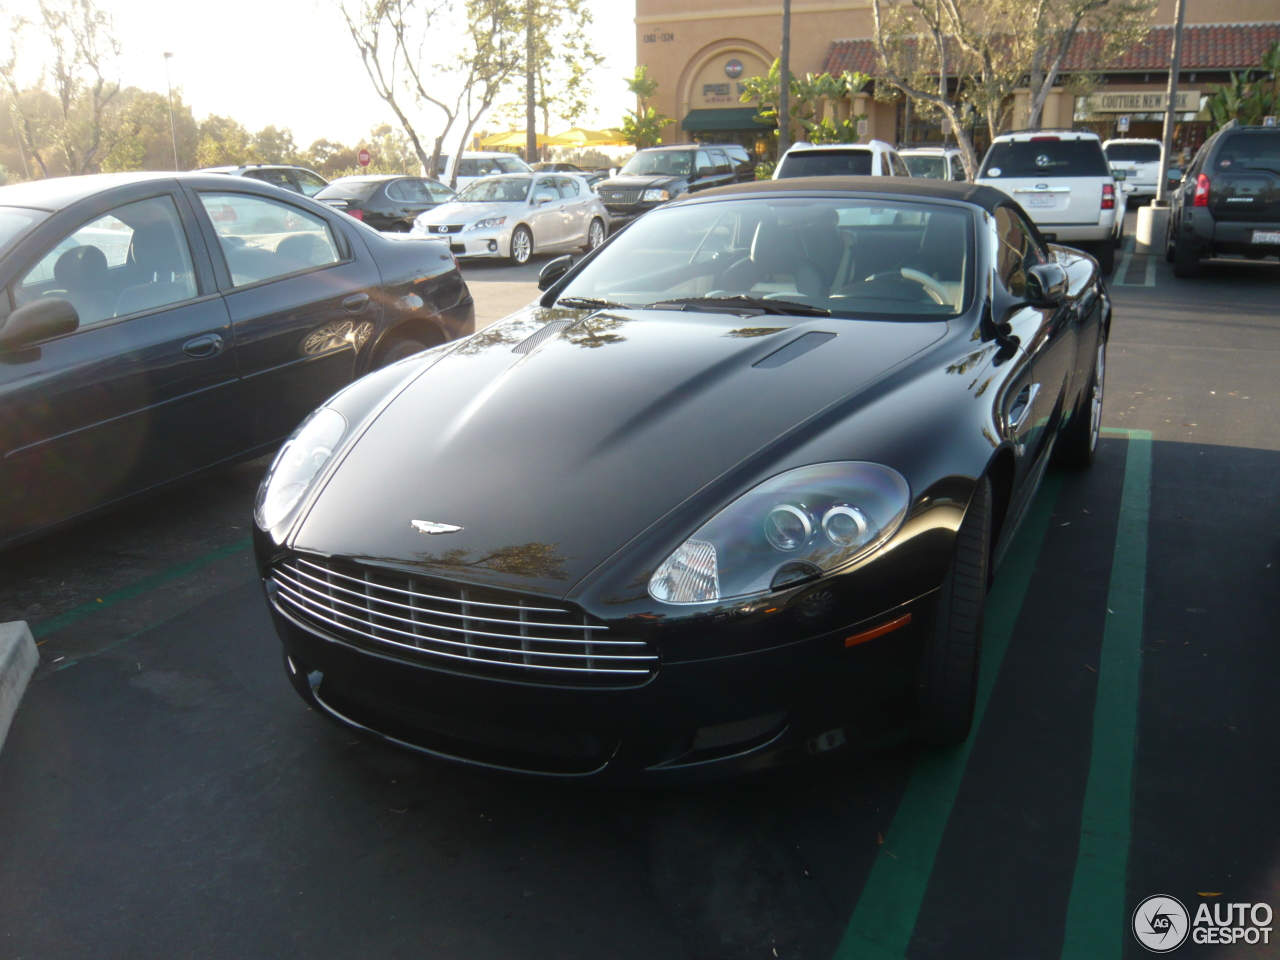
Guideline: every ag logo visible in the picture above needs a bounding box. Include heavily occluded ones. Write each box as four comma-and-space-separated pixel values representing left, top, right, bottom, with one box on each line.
1133, 895, 1190, 953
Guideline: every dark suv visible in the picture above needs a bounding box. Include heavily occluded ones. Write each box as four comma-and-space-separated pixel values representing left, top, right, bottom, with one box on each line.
595, 143, 754, 227
1167, 122, 1280, 277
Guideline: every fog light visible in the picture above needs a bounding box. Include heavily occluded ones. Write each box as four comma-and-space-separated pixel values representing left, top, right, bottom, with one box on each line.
488, 240, 498, 252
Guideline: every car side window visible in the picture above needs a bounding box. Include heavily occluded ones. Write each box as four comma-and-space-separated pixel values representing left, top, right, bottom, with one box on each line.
994, 206, 1045, 297
425, 179, 455, 202
457, 160, 479, 177
709, 149, 732, 175
696, 152, 715, 177
385, 180, 409, 202
951, 157, 968, 181
556, 177, 580, 197
14, 194, 199, 328
891, 153, 910, 177
534, 179, 559, 202
252, 169, 299, 194
293, 171, 328, 197
198, 192, 341, 288
400, 179, 433, 202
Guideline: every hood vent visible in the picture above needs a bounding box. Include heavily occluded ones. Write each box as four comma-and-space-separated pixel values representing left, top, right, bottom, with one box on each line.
754, 331, 837, 369
513, 320, 575, 354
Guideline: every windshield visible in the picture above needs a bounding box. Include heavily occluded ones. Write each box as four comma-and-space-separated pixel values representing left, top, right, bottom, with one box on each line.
456, 177, 531, 203
904, 156, 947, 179
1216, 133, 1280, 174
316, 180, 383, 201
557, 197, 972, 321
1105, 143, 1162, 163
621, 151, 694, 177
777, 150, 874, 178
980, 139, 1109, 178
0, 206, 49, 259
493, 156, 532, 174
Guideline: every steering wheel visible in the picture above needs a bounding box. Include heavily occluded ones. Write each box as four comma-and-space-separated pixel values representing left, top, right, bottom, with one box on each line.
898, 268, 951, 305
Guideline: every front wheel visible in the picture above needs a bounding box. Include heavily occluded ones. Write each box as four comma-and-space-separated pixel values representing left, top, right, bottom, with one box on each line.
508, 225, 533, 265
583, 217, 606, 252
916, 476, 990, 748
1053, 334, 1106, 469
377, 337, 429, 367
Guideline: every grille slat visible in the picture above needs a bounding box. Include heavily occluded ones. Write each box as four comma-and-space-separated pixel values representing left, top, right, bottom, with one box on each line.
601, 188, 642, 205
272, 556, 657, 686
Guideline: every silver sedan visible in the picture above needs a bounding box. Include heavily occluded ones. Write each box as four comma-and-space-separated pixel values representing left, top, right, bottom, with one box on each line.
411, 173, 610, 265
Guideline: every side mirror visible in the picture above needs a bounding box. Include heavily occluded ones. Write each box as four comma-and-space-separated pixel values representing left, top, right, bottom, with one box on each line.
538, 254, 574, 291
1166, 168, 1183, 182
1024, 263, 1068, 305
1111, 168, 1127, 182
0, 297, 79, 350
534, 193, 555, 206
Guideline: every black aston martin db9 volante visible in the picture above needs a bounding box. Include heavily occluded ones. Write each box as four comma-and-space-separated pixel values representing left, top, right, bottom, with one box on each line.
255, 177, 1109, 781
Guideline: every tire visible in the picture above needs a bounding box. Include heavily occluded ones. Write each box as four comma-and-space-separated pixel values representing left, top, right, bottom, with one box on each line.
582, 217, 606, 252
508, 225, 533, 265
1053, 334, 1106, 469
1172, 237, 1202, 278
1092, 239, 1115, 276
377, 337, 429, 367
916, 476, 990, 748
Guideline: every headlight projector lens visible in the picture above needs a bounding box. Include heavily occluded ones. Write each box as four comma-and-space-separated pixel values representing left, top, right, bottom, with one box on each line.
764, 504, 812, 552
822, 504, 870, 547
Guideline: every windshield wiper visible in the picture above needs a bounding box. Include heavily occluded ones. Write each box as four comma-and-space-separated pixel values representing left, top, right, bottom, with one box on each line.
555, 296, 630, 311
644, 296, 831, 317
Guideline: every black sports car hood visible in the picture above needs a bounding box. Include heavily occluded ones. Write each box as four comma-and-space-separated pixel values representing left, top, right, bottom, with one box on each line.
294, 307, 946, 596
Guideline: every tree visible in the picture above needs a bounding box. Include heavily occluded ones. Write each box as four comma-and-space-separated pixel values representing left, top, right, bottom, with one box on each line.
194, 114, 254, 168
1025, 0, 1156, 130
448, 0, 524, 187
620, 65, 671, 149
100, 87, 198, 171
0, 0, 129, 177
253, 125, 300, 164
739, 61, 871, 145
1207, 42, 1280, 130
496, 0, 603, 138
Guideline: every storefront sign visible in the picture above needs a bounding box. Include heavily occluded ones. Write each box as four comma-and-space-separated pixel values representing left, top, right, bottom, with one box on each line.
1086, 90, 1200, 113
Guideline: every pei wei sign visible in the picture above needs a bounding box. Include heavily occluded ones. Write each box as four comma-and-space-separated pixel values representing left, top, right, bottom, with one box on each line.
1087, 90, 1201, 113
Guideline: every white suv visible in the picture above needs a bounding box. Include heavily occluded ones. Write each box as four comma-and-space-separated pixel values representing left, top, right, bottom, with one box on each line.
901, 146, 968, 181
976, 130, 1126, 275
432, 151, 533, 190
773, 140, 910, 179
1103, 138, 1163, 200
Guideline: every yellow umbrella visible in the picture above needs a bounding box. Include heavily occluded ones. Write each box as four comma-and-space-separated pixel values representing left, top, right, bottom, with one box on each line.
479, 130, 574, 148
553, 126, 630, 146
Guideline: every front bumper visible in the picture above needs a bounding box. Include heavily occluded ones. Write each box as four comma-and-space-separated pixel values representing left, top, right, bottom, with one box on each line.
415, 224, 512, 259
266, 582, 935, 782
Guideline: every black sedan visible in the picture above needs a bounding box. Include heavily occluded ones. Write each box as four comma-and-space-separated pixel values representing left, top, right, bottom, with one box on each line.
255, 177, 1108, 781
0, 172, 474, 549
315, 175, 456, 232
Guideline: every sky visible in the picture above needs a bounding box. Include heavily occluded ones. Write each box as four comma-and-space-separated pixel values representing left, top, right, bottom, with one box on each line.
10, 0, 638, 147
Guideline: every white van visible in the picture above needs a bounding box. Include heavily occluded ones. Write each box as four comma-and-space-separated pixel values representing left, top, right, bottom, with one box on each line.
1102, 138, 1164, 200
976, 130, 1128, 275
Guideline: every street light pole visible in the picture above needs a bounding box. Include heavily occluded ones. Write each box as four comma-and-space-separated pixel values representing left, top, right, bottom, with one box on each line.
525, 0, 537, 166
1155, 0, 1186, 204
163, 52, 179, 170
777, 0, 792, 157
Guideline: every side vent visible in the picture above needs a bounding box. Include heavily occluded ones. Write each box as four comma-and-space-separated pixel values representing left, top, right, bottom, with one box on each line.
753, 331, 837, 369
513, 320, 575, 354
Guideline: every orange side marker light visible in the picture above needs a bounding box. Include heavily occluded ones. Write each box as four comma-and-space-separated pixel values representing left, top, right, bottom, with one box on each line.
845, 612, 913, 648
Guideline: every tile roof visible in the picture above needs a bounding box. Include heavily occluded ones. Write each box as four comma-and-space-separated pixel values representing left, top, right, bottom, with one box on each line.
823, 22, 1280, 77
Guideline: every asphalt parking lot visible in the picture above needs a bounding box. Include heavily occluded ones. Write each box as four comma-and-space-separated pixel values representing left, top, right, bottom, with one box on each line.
2, 227, 1279, 960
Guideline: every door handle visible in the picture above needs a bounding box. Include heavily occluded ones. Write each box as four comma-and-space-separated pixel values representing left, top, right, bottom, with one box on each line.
342, 293, 371, 314
1009, 383, 1040, 432
182, 333, 223, 359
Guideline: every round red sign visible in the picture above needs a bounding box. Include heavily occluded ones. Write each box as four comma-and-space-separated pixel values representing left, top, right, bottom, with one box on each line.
357, 149, 371, 167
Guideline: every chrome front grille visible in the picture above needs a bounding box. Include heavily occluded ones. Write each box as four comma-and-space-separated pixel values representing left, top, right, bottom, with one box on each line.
271, 556, 657, 686
600, 188, 642, 205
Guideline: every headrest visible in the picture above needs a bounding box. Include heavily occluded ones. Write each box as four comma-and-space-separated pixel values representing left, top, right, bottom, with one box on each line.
128, 221, 181, 273
54, 245, 109, 289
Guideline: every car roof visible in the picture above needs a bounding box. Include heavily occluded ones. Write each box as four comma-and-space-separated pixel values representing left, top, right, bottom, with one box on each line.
993, 130, 1101, 142
636, 143, 702, 152
686, 175, 1012, 212
900, 146, 959, 155
785, 141, 888, 153
0, 171, 330, 213
329, 174, 405, 183
1102, 138, 1162, 147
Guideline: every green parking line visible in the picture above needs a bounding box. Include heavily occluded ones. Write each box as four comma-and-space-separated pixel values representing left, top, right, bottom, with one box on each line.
834, 471, 1065, 960
1061, 429, 1152, 959
31, 537, 252, 641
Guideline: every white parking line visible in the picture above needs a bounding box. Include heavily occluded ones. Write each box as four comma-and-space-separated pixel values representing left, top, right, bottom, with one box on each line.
1113, 252, 1156, 287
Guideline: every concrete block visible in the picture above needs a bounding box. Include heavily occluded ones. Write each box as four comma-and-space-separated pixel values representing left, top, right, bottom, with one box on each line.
1136, 204, 1170, 255
0, 621, 38, 755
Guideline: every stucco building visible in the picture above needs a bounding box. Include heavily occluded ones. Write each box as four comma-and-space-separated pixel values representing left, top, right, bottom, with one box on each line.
633, 0, 1280, 160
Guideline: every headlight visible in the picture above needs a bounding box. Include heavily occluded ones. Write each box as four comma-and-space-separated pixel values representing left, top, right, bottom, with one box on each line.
468, 216, 506, 230
254, 407, 347, 531
642, 188, 670, 202
648, 462, 910, 604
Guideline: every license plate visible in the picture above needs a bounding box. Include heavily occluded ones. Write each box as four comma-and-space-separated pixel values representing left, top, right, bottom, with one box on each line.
1252, 230, 1280, 244
1027, 194, 1056, 207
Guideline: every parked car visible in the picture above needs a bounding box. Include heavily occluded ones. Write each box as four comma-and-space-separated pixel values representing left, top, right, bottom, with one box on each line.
976, 130, 1128, 275
0, 172, 474, 548
901, 145, 968, 181
256, 177, 1109, 781
594, 143, 754, 228
315, 175, 456, 232
412, 172, 609, 264
774, 140, 910, 179
1166, 121, 1280, 277
1102, 138, 1164, 201
531, 162, 586, 173
431, 152, 533, 191
199, 164, 330, 198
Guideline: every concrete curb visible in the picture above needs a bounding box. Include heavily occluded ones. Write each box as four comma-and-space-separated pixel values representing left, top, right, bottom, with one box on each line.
0, 621, 38, 755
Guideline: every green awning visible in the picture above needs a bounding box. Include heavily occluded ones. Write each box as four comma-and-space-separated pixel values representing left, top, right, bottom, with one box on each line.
681, 108, 767, 132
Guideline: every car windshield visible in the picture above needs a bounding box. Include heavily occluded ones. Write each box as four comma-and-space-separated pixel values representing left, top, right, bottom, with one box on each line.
556, 196, 972, 321
980, 139, 1109, 178
316, 180, 383, 201
0, 206, 48, 258
456, 178, 531, 203
777, 150, 874, 178
904, 155, 947, 179
621, 151, 694, 177
1105, 143, 1161, 163
1216, 133, 1280, 174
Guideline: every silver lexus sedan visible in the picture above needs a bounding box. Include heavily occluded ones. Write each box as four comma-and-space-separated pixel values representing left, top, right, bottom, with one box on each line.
412, 173, 609, 266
